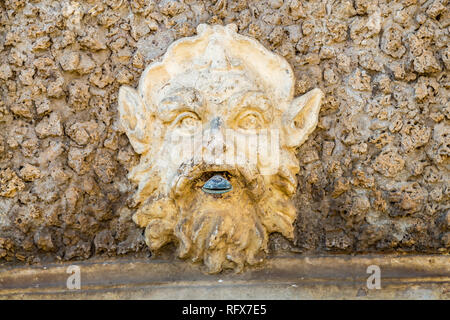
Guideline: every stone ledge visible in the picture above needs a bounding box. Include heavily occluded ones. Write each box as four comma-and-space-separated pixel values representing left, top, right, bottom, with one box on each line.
0, 254, 449, 299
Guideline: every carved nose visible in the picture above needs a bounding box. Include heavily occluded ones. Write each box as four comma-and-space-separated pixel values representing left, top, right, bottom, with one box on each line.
202, 174, 232, 194
210, 117, 222, 130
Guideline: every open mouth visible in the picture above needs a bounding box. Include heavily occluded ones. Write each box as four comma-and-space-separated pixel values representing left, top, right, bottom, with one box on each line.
201, 173, 233, 194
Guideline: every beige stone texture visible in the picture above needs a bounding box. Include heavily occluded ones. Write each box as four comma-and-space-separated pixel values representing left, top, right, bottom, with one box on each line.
0, 0, 448, 271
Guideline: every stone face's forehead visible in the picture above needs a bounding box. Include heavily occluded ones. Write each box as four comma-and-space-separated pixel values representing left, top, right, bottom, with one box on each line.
139, 24, 296, 112
155, 68, 263, 107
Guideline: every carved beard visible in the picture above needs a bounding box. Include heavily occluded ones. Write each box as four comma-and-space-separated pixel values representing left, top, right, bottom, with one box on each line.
132, 164, 297, 273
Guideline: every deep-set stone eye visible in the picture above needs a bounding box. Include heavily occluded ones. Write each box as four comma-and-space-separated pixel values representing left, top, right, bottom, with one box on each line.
180, 116, 197, 128
237, 112, 263, 130
176, 113, 201, 132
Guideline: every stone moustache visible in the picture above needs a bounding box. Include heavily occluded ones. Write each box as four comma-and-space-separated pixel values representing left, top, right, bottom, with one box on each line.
118, 24, 323, 273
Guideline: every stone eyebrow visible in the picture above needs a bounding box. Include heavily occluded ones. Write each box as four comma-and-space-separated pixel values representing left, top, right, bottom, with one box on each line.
230, 91, 270, 110
157, 90, 203, 122
228, 91, 272, 119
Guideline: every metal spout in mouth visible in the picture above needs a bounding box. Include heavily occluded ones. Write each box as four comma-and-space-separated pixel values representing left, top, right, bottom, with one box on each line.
202, 174, 232, 194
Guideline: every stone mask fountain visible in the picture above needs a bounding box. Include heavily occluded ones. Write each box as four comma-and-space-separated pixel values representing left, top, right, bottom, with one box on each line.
118, 24, 323, 273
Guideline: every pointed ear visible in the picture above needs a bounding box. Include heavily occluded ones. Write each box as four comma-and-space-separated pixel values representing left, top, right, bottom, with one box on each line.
282, 88, 324, 148
118, 86, 151, 154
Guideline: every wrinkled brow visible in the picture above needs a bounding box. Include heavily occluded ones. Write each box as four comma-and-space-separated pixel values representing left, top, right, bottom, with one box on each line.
228, 91, 273, 120
157, 88, 203, 122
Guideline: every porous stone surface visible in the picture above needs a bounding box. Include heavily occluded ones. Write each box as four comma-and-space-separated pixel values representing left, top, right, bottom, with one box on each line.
0, 0, 448, 266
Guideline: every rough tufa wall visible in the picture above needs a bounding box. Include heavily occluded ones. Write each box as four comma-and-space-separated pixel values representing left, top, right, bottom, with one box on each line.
0, 0, 448, 265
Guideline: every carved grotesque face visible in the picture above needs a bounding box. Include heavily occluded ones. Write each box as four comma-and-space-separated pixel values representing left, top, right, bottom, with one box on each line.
118, 24, 323, 273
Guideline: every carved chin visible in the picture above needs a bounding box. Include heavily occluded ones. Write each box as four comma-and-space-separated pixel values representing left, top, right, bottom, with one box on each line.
133, 173, 296, 273
175, 184, 269, 273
